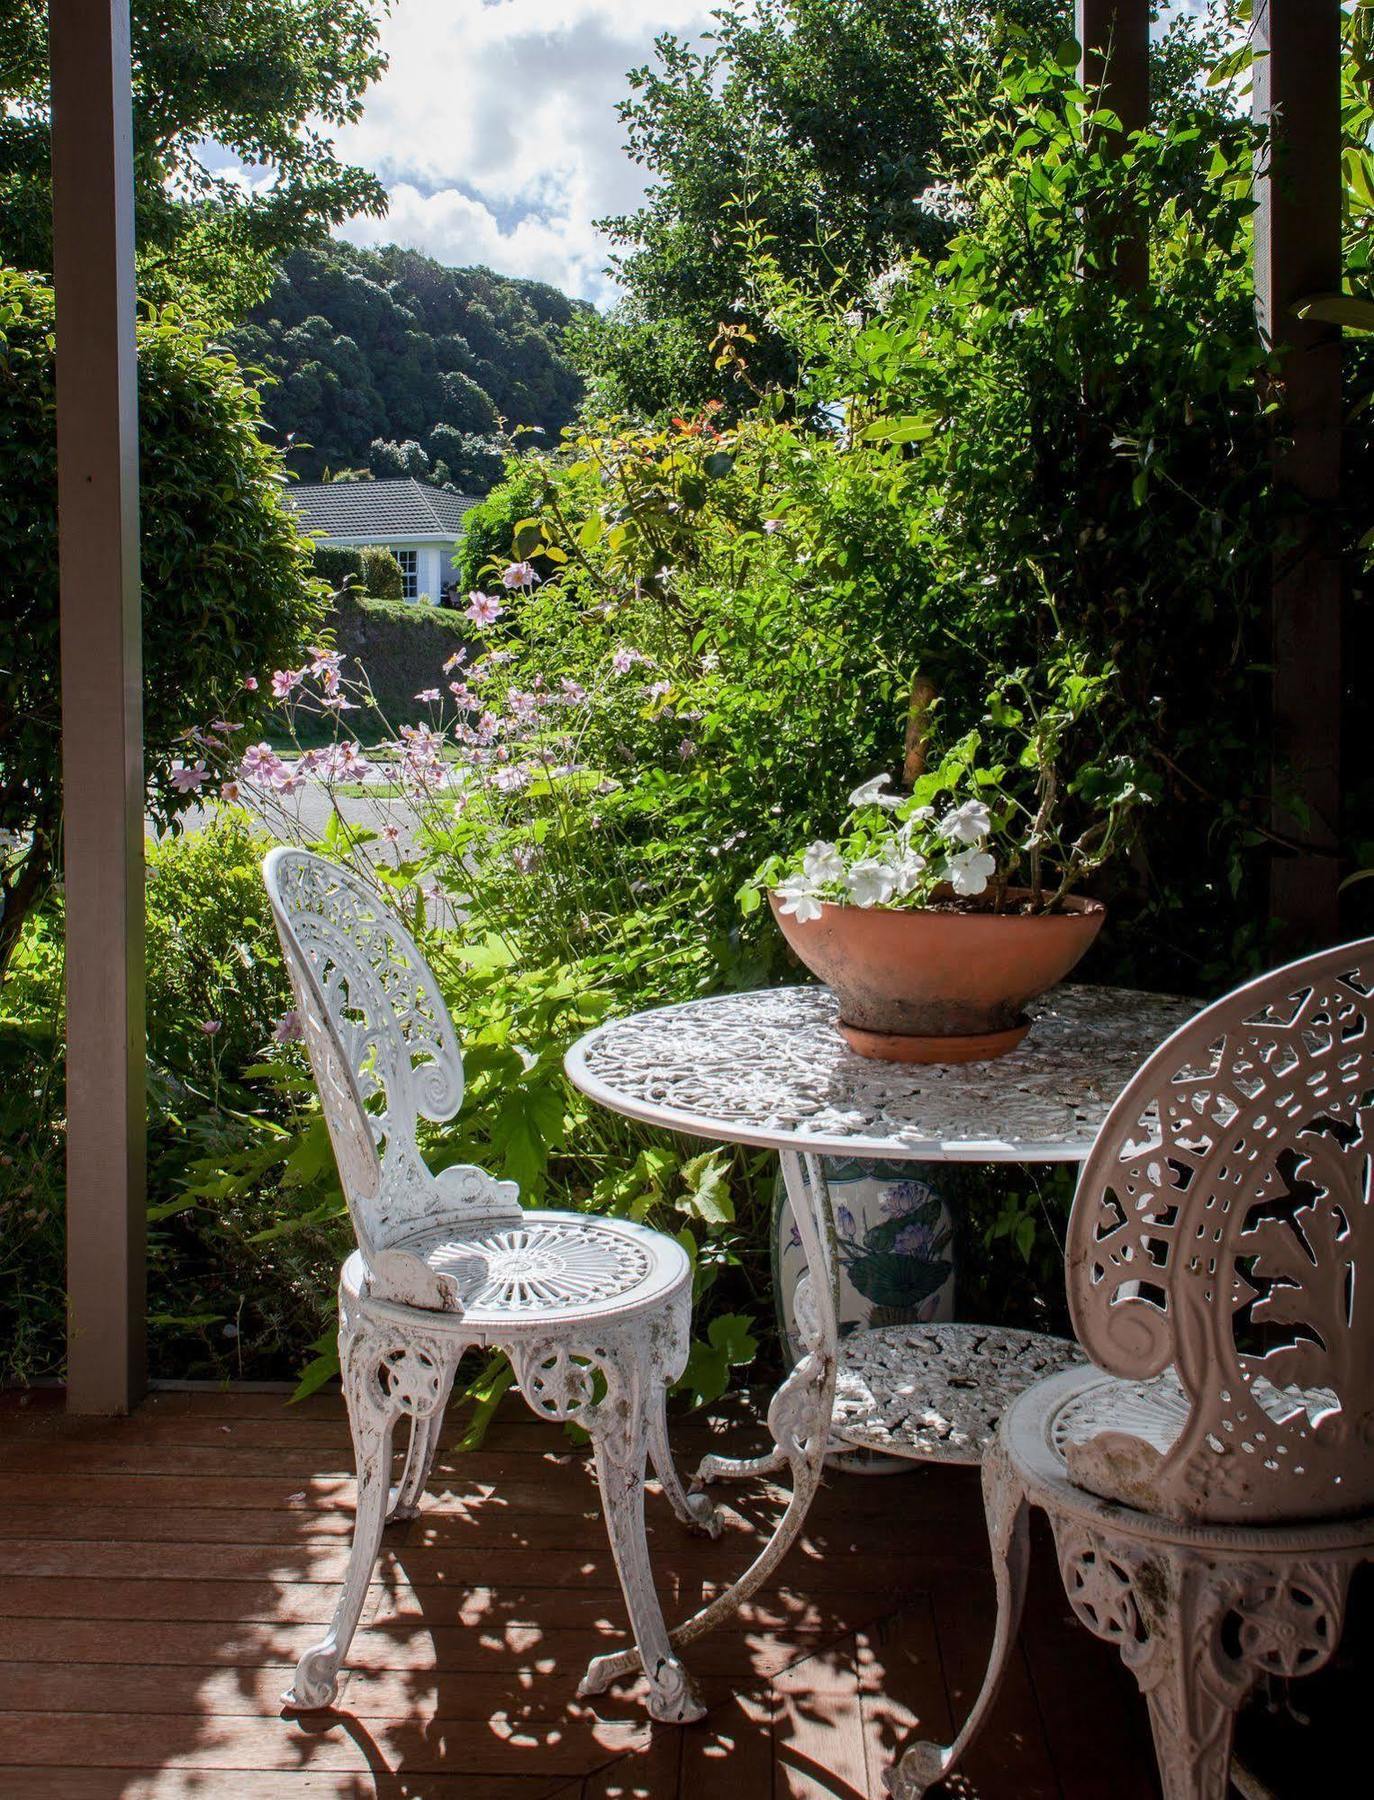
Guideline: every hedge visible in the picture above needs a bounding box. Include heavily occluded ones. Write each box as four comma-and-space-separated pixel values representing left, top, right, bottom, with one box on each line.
329, 588, 469, 727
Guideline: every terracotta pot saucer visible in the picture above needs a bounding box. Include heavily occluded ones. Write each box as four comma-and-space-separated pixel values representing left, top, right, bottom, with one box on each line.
838, 1017, 1030, 1065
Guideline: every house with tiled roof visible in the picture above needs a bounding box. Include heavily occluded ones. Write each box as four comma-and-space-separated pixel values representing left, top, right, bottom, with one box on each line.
284, 479, 481, 604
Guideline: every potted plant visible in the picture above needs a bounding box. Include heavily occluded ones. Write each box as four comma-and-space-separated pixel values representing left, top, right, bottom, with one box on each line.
748, 658, 1148, 1063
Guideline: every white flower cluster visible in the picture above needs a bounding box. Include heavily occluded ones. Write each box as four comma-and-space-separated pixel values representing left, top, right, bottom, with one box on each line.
775, 773, 997, 922
914, 179, 975, 226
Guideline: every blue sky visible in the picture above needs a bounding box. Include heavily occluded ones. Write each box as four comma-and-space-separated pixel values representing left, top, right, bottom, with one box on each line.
326, 1, 1209, 306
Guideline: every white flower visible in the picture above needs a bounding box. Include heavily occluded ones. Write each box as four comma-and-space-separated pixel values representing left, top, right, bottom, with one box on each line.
939, 798, 993, 844
946, 847, 997, 897
776, 876, 825, 924
846, 858, 897, 908
884, 845, 928, 898
802, 840, 846, 884
849, 773, 903, 811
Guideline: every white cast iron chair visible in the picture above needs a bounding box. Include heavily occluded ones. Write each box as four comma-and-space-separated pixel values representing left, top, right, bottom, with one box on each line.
891, 938, 1374, 1800
263, 848, 718, 1722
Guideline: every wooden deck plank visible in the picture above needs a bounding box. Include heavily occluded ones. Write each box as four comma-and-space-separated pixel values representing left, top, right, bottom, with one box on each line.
1, 1388, 1350, 1796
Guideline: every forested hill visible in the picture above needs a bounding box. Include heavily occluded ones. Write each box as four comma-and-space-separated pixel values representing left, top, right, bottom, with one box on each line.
228, 243, 590, 493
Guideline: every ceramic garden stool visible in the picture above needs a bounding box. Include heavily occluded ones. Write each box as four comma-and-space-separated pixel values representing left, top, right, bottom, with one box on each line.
890, 939, 1374, 1800
263, 847, 719, 1725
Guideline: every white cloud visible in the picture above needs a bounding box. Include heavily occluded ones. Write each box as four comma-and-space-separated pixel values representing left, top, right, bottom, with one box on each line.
334, 1, 718, 304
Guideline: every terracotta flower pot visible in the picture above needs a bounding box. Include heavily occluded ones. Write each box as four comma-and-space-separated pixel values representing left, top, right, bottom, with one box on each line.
769, 888, 1105, 1064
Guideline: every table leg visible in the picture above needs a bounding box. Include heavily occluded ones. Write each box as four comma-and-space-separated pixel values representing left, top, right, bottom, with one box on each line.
579, 1149, 839, 1700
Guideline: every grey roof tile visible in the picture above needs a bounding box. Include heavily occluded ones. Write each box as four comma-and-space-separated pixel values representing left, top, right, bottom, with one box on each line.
284, 478, 480, 538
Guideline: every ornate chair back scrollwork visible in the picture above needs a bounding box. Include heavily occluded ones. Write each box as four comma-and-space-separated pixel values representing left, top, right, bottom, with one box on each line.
1066, 938, 1374, 1525
263, 847, 521, 1306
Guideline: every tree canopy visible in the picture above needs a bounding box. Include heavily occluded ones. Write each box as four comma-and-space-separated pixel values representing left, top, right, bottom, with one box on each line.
0, 0, 388, 320
571, 0, 1228, 416
228, 242, 590, 491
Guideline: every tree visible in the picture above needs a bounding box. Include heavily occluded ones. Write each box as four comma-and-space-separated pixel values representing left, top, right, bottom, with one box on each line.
572, 0, 1227, 416
0, 268, 324, 977
230, 243, 589, 489
0, 0, 388, 320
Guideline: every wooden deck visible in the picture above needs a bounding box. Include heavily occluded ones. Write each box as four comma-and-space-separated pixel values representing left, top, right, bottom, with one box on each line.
0, 1387, 1360, 1799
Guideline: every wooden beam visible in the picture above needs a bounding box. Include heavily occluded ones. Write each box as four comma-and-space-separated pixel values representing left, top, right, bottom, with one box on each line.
1076, 0, 1151, 288
50, 0, 147, 1412
1253, 0, 1343, 943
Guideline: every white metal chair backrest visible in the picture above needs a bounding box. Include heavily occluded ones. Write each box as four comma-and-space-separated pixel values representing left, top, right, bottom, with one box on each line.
1066, 937, 1374, 1523
263, 848, 518, 1288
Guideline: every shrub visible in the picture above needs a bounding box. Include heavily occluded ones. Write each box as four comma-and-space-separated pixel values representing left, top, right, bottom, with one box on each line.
0, 266, 325, 978
329, 587, 467, 726
360, 544, 405, 601
312, 544, 365, 591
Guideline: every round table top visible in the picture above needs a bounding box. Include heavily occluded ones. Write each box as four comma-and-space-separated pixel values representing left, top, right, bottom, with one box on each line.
564, 983, 1198, 1162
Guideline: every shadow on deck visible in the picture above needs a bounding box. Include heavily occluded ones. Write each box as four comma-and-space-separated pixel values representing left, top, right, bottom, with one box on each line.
0, 1386, 1363, 1798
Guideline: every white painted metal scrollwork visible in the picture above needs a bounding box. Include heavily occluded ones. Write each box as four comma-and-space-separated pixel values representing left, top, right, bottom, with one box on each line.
265, 850, 715, 1728
264, 847, 521, 1275
1066, 938, 1374, 1523
569, 984, 1197, 1159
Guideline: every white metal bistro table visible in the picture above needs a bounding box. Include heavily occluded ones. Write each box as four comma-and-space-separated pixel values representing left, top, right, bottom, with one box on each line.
563, 980, 1197, 1697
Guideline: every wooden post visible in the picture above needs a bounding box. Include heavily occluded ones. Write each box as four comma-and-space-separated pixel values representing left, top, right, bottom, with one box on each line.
1254, 0, 1343, 943
50, 0, 147, 1412
1076, 0, 1151, 289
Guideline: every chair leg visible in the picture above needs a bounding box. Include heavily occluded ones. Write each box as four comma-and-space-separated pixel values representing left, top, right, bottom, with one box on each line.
647, 1384, 723, 1538
886, 1441, 1032, 1799
578, 1358, 706, 1723
283, 1323, 443, 1711
388, 1377, 452, 1522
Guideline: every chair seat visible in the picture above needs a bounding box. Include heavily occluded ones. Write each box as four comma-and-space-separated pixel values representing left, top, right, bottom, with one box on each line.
343, 1209, 689, 1331
831, 1321, 1087, 1465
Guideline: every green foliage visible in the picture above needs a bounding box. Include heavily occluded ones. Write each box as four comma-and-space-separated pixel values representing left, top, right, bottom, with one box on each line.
312, 544, 365, 591
0, 0, 388, 322
328, 587, 467, 726
575, 0, 1229, 415
457, 463, 560, 592
359, 545, 404, 603
227, 243, 589, 487
0, 267, 325, 977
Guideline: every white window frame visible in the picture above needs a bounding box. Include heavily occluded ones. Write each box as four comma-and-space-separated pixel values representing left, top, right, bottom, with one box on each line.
394, 548, 418, 600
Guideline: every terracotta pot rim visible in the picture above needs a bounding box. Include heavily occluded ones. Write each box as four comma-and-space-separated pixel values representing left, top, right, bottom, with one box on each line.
769, 888, 1105, 922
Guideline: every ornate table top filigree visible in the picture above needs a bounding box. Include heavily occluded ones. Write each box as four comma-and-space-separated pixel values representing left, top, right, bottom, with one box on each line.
565, 984, 1198, 1162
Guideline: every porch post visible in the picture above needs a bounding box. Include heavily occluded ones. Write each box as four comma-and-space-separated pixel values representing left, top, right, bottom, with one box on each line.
50, 0, 147, 1412
1253, 1, 1343, 943
1076, 0, 1150, 288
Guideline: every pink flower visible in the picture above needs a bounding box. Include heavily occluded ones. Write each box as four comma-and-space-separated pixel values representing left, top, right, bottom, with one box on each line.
678, 738, 697, 760
491, 764, 530, 793
443, 649, 468, 673
271, 669, 302, 699
308, 648, 344, 696
320, 695, 357, 711
646, 679, 671, 701
466, 591, 504, 626
415, 688, 441, 703
242, 675, 259, 692
560, 677, 587, 704
199, 1019, 222, 1037
381, 823, 401, 843
763, 518, 784, 534
272, 1010, 303, 1044
240, 742, 283, 784
611, 646, 648, 675
170, 761, 210, 793
501, 561, 536, 589
449, 681, 475, 706
219, 781, 241, 803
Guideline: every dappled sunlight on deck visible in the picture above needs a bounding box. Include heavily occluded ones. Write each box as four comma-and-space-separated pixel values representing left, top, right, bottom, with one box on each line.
0, 1386, 1364, 1797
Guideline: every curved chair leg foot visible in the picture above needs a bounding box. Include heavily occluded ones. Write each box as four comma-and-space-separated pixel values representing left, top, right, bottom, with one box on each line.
284, 1321, 411, 1712
887, 1442, 1031, 1797
581, 1357, 706, 1724
648, 1387, 723, 1537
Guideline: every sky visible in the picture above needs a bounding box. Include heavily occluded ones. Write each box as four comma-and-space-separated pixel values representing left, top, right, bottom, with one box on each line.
330, 0, 1210, 308
333, 1, 719, 307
